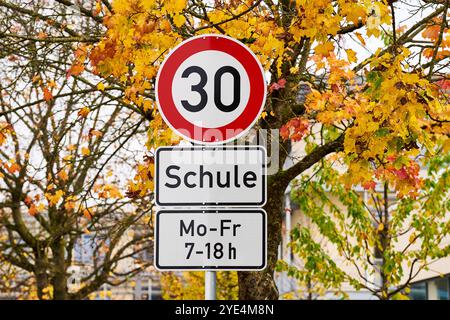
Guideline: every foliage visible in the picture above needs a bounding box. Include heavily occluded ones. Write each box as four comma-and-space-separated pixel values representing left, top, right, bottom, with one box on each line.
161, 271, 238, 300
0, 0, 152, 299
278, 152, 450, 300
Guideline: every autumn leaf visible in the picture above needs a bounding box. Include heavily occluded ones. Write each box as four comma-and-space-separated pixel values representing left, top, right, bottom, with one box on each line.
58, 170, 69, 181
362, 180, 376, 190
97, 82, 105, 91
422, 25, 441, 40
315, 42, 334, 57
28, 205, 38, 216
260, 111, 267, 119
67, 64, 85, 77
355, 32, 366, 46
7, 162, 20, 174
37, 32, 47, 39
173, 14, 186, 28
45, 190, 64, 206
280, 117, 309, 141
82, 147, 91, 156
43, 87, 53, 102
346, 49, 357, 63
78, 107, 90, 118
269, 78, 286, 93
89, 129, 103, 138
83, 208, 93, 220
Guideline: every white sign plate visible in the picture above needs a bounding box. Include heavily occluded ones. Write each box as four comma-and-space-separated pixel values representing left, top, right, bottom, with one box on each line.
155, 146, 266, 207
155, 209, 267, 270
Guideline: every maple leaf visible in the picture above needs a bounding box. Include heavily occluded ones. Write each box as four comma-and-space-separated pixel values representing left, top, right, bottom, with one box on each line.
173, 14, 186, 28
83, 208, 93, 220
280, 117, 309, 141
436, 79, 450, 90
89, 129, 103, 138
422, 25, 441, 40
269, 78, 286, 93
28, 205, 38, 216
355, 32, 366, 46
78, 107, 90, 118
362, 180, 376, 190
43, 87, 53, 102
7, 162, 20, 174
315, 42, 334, 57
24, 196, 33, 206
45, 190, 64, 206
97, 82, 106, 91
346, 49, 357, 63
58, 170, 69, 181
67, 64, 85, 77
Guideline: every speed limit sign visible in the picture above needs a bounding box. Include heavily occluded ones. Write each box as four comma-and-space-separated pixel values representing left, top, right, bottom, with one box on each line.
155, 34, 267, 144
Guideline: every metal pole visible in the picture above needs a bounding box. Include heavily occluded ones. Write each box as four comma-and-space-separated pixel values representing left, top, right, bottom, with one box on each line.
205, 271, 216, 300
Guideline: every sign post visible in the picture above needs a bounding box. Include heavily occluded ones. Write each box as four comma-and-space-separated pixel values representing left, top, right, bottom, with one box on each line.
154, 34, 268, 300
205, 271, 216, 300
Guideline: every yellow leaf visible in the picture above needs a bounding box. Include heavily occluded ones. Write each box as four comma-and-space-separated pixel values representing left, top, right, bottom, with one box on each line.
46, 190, 64, 206
377, 223, 384, 232
346, 49, 357, 63
78, 107, 90, 118
97, 82, 105, 91
58, 170, 68, 181
64, 200, 76, 211
82, 147, 90, 156
173, 14, 186, 28
315, 42, 334, 57
355, 32, 366, 46
409, 232, 416, 244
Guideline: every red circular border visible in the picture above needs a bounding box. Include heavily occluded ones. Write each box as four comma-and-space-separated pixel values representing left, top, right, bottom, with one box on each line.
156, 35, 266, 143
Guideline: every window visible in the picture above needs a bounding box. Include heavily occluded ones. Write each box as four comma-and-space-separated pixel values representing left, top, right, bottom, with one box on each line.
409, 282, 427, 300
435, 278, 449, 300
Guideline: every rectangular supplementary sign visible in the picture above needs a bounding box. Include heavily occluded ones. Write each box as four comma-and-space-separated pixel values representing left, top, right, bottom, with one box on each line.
155, 146, 266, 207
155, 209, 267, 270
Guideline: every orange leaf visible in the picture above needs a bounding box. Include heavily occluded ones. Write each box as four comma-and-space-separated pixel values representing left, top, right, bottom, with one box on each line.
24, 196, 33, 206
355, 32, 366, 46
83, 208, 93, 220
58, 170, 69, 181
422, 25, 441, 40
28, 205, 38, 216
7, 162, 20, 173
43, 87, 53, 102
82, 147, 91, 156
89, 129, 103, 138
67, 64, 85, 77
78, 107, 90, 118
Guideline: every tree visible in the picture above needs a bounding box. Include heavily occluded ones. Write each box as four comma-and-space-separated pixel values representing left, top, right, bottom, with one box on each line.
2, 0, 449, 300
161, 271, 238, 300
279, 151, 450, 299
0, 0, 153, 299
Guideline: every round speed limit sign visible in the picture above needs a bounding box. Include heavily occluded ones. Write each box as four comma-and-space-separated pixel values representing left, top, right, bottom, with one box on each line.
155, 34, 267, 144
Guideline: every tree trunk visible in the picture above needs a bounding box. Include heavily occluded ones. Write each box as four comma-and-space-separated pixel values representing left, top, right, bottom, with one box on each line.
237, 177, 285, 300
34, 249, 48, 300
51, 238, 68, 300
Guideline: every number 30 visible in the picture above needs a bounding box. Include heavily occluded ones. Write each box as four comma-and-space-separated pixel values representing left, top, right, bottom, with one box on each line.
181, 65, 241, 113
